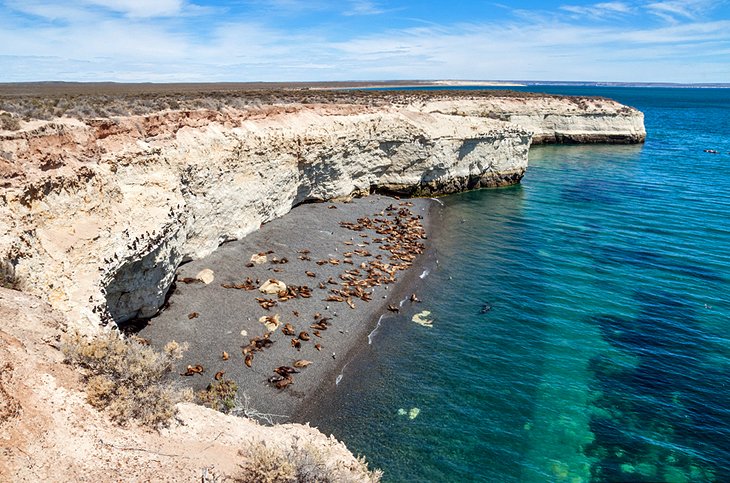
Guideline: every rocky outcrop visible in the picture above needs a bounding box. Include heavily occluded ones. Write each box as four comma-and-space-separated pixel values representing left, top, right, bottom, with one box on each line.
0, 96, 644, 330
416, 96, 646, 144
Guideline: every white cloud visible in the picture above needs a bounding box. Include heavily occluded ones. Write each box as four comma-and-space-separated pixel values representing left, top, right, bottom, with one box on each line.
0, 0, 728, 83
81, 0, 185, 18
344, 1, 387, 16
560, 2, 633, 19
645, 0, 718, 23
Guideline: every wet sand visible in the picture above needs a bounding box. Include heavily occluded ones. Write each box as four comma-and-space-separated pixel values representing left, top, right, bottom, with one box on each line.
138, 195, 439, 421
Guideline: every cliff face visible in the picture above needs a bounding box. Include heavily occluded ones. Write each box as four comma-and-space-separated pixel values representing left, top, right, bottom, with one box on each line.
0, 96, 644, 329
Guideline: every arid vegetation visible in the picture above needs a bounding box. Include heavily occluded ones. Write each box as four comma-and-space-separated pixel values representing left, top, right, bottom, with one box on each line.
198, 378, 239, 413
61, 331, 192, 428
236, 439, 382, 483
0, 81, 594, 122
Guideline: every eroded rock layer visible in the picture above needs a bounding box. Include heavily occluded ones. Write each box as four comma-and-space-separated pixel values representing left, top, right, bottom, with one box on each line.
0, 96, 644, 329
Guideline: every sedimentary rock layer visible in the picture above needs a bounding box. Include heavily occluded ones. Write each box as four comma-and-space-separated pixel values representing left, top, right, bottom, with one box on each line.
0, 96, 644, 329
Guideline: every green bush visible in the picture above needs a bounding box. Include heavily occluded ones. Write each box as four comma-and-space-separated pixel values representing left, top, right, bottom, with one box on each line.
198, 378, 239, 413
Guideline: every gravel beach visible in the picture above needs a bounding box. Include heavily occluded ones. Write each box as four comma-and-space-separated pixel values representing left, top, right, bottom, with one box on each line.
137, 195, 439, 421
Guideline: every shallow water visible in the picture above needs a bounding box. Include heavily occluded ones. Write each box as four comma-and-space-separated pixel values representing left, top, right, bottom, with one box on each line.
302, 87, 730, 482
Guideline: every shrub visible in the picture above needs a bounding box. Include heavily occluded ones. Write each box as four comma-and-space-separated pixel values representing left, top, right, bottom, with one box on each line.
0, 112, 20, 131
62, 331, 191, 428
198, 378, 239, 413
236, 438, 382, 483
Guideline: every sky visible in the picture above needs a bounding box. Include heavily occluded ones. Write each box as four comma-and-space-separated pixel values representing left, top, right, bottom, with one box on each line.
1, 0, 729, 83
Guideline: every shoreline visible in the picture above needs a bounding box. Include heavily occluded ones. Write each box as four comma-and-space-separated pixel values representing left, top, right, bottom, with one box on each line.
295, 198, 444, 419
138, 194, 441, 421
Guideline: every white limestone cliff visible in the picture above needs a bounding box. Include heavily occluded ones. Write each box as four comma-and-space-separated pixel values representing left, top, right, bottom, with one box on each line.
0, 96, 644, 330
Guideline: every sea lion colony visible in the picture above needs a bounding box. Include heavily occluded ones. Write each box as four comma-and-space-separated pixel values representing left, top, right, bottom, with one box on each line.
175, 201, 427, 392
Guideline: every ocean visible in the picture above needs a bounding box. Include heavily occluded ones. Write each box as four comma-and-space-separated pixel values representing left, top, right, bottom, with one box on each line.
299, 87, 730, 482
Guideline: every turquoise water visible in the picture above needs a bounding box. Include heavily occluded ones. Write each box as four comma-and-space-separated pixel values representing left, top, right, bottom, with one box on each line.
301, 87, 730, 482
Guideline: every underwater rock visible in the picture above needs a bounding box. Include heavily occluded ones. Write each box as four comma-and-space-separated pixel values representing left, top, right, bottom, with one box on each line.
412, 310, 433, 327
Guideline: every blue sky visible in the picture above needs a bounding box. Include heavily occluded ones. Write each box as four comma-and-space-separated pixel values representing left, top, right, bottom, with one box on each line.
1, 0, 729, 83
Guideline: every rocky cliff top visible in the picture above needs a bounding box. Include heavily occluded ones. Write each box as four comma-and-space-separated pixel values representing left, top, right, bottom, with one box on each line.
0, 82, 638, 122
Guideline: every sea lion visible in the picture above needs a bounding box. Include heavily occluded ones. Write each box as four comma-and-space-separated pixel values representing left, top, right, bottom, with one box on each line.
182, 364, 204, 376
222, 351, 229, 361
245, 353, 254, 367
275, 376, 293, 390
282, 323, 296, 336
188, 312, 200, 319
214, 371, 225, 381
387, 304, 400, 313
274, 366, 299, 376
299, 331, 310, 341
294, 359, 312, 368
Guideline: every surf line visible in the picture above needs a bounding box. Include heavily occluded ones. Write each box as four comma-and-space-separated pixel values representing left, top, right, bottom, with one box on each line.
335, 361, 351, 386
368, 314, 386, 345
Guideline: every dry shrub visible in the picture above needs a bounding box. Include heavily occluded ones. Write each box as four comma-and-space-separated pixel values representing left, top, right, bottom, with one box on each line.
236, 438, 382, 483
62, 331, 191, 428
198, 378, 238, 413
0, 112, 20, 131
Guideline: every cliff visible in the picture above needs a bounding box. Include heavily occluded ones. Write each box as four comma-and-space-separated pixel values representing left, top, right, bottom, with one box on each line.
0, 95, 644, 331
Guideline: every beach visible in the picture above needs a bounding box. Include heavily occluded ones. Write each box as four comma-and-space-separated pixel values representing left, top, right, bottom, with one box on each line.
138, 194, 441, 420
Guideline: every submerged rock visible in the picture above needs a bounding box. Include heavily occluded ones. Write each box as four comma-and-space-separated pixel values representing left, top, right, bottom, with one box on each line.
412, 310, 433, 328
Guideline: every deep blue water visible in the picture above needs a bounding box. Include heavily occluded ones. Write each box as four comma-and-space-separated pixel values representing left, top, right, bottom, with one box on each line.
303, 87, 730, 482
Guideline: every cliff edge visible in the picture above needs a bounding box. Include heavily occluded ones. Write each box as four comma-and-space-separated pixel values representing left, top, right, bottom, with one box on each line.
0, 95, 644, 331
